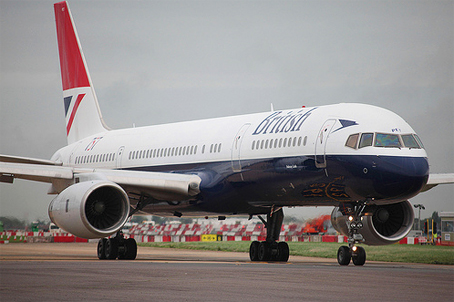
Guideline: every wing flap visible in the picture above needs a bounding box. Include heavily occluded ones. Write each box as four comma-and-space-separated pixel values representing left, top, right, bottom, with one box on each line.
0, 154, 61, 166
0, 162, 73, 183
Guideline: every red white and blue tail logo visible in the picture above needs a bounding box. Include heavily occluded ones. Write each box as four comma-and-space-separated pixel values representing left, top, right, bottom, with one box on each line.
54, 1, 108, 145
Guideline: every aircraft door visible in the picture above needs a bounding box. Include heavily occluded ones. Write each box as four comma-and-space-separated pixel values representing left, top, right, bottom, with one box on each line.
315, 119, 336, 168
231, 123, 251, 172
116, 146, 125, 169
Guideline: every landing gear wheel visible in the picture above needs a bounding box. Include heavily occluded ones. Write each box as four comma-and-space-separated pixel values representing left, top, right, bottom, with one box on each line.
249, 241, 260, 261
352, 246, 366, 266
105, 238, 119, 260
277, 242, 289, 262
250, 208, 289, 262
97, 238, 107, 260
337, 246, 351, 265
258, 242, 271, 261
124, 238, 137, 260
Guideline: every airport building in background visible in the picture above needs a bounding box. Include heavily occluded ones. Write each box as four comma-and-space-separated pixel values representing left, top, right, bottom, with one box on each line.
440, 212, 454, 246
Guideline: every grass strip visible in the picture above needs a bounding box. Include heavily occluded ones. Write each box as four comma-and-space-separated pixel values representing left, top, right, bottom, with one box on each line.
138, 241, 454, 265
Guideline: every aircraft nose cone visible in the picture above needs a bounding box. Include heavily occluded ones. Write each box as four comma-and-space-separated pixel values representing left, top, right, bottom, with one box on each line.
372, 156, 429, 200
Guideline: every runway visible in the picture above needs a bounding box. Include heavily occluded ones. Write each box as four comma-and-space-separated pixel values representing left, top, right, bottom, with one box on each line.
1, 243, 453, 301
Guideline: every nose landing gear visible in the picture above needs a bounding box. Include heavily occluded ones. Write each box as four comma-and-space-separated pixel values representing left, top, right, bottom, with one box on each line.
337, 202, 367, 266
249, 208, 290, 262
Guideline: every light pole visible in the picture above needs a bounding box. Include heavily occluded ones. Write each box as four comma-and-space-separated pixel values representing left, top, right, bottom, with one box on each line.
413, 204, 425, 230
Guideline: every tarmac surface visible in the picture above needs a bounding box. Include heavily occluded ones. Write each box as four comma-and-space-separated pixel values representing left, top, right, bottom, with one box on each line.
1, 243, 453, 301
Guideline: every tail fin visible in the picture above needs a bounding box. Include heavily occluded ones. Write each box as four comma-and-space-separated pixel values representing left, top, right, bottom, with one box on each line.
54, 1, 108, 145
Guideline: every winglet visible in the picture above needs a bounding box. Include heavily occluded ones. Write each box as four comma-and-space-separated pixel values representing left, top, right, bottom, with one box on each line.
54, 1, 108, 144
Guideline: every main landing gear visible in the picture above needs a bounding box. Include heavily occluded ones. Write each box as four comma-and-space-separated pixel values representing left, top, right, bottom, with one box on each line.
249, 208, 290, 262
337, 202, 366, 266
97, 193, 149, 260
97, 231, 137, 260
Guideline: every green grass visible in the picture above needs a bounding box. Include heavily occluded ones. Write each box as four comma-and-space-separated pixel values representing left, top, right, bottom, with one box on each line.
138, 241, 454, 265
0, 235, 27, 243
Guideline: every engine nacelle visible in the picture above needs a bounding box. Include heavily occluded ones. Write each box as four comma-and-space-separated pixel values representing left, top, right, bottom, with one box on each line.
331, 200, 414, 245
48, 180, 130, 239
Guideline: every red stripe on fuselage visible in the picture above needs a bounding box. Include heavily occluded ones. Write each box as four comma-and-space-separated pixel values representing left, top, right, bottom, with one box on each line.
66, 94, 85, 135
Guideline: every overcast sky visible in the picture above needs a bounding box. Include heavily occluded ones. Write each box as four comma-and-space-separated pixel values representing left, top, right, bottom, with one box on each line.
1, 0, 453, 222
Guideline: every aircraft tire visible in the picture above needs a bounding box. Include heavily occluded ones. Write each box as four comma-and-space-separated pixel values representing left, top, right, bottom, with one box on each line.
105, 238, 119, 260
124, 238, 137, 260
249, 241, 260, 261
277, 242, 289, 262
258, 242, 271, 261
337, 246, 351, 265
97, 238, 107, 260
352, 246, 366, 266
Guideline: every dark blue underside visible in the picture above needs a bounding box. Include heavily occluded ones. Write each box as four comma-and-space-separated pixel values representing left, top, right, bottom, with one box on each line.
124, 155, 429, 216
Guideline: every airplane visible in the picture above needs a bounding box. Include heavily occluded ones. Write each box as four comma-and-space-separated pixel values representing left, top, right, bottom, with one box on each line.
1, 1, 453, 265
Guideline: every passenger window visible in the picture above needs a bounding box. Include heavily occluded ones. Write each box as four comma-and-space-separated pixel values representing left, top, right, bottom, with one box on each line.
375, 133, 401, 148
217, 144, 221, 153
359, 133, 373, 149
402, 134, 420, 149
345, 133, 359, 149
252, 141, 255, 150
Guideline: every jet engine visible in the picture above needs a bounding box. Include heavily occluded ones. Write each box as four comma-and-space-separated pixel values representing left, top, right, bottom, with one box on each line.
48, 180, 130, 239
331, 200, 414, 245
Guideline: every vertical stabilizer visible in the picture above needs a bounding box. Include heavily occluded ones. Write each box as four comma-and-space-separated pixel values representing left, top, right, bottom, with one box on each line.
54, 1, 108, 145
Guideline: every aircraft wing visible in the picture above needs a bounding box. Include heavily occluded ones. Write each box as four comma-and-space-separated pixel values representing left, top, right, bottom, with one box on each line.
0, 154, 62, 166
0, 161, 201, 200
420, 173, 454, 192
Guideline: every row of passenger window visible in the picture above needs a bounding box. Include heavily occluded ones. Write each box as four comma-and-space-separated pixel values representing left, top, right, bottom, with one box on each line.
251, 136, 307, 150
75, 153, 116, 165
345, 133, 424, 149
128, 143, 222, 161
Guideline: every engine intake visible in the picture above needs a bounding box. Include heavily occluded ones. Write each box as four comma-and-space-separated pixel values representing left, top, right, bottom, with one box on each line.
331, 200, 414, 245
48, 180, 130, 239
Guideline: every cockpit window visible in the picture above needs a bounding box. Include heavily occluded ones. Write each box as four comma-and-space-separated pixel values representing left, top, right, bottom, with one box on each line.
413, 134, 425, 149
345, 133, 359, 149
359, 133, 374, 148
374, 133, 401, 148
346, 132, 424, 150
401, 134, 421, 149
